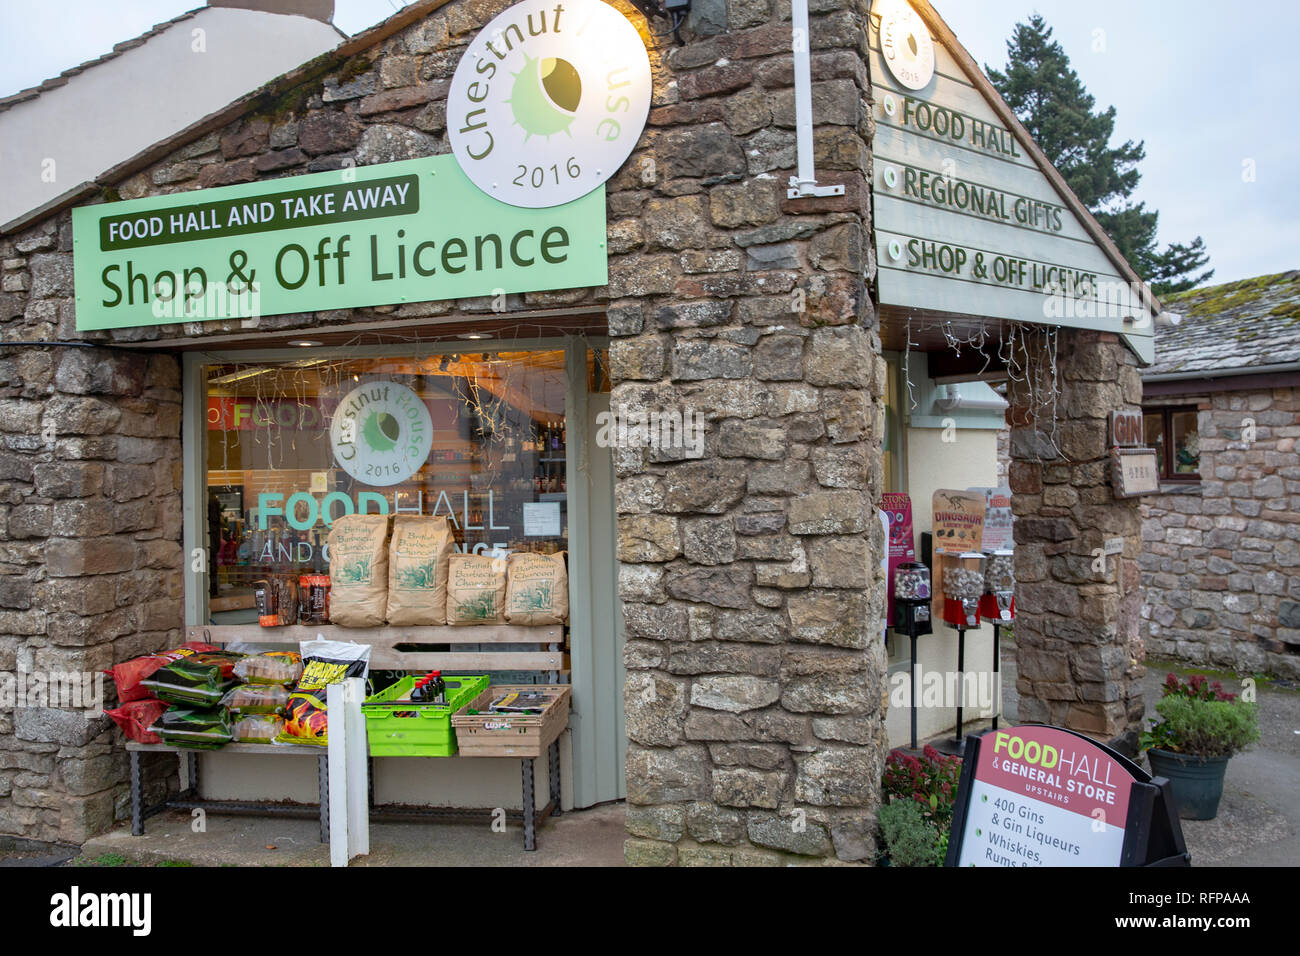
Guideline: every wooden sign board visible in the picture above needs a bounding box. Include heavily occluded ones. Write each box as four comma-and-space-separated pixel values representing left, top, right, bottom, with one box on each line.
1113, 447, 1160, 498
946, 725, 1189, 867
1110, 409, 1144, 448
931, 488, 985, 554
867, 3, 1157, 363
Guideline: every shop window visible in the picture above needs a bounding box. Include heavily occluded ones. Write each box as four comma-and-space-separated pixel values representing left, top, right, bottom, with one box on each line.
1143, 406, 1200, 481
202, 350, 569, 617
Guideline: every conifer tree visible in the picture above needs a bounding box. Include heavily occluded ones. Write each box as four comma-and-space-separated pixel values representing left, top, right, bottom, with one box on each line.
988, 15, 1213, 295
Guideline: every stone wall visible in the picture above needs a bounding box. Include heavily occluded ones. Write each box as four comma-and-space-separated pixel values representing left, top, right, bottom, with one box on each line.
0, 232, 184, 839
1007, 329, 1145, 754
615, 0, 889, 866
1141, 386, 1300, 679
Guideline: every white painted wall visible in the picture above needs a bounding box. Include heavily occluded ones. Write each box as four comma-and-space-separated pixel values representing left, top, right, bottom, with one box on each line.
886, 425, 1004, 748
0, 7, 341, 227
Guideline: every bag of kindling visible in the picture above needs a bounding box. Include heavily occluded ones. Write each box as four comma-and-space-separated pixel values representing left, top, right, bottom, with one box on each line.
139, 651, 244, 707
387, 515, 455, 625
445, 553, 507, 625
326, 513, 391, 627
105, 642, 216, 703
504, 551, 569, 626
276, 639, 372, 746
104, 699, 170, 744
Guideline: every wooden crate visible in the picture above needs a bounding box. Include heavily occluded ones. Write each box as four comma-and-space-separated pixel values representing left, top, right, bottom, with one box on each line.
451, 684, 570, 758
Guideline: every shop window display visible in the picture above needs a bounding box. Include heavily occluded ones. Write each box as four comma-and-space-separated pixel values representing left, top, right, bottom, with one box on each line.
203, 350, 569, 621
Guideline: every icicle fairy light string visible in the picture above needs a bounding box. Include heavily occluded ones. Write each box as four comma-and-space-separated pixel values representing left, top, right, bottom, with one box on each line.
901, 315, 1064, 460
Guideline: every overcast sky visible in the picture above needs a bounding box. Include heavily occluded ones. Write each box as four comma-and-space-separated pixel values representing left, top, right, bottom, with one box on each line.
1, 1, 1294, 288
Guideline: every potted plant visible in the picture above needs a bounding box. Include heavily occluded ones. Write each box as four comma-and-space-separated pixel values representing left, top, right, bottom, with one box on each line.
1140, 673, 1259, 820
877, 745, 961, 866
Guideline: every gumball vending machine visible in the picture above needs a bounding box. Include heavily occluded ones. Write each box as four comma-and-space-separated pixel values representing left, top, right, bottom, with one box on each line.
940, 552, 985, 629
980, 550, 1015, 730
892, 562, 932, 750
938, 552, 985, 754
893, 562, 933, 638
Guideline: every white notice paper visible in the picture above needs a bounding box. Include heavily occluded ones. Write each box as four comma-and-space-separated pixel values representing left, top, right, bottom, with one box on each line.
523, 502, 562, 537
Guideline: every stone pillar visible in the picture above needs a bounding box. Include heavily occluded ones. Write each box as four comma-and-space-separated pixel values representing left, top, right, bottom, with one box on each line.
1, 218, 186, 842
612, 1, 889, 865
1007, 328, 1145, 754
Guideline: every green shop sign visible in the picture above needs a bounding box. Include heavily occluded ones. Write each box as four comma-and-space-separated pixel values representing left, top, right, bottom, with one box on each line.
72, 154, 608, 331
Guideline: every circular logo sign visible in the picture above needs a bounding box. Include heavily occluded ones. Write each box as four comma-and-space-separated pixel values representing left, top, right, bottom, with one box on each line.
330, 381, 434, 487
878, 0, 935, 91
447, 0, 652, 208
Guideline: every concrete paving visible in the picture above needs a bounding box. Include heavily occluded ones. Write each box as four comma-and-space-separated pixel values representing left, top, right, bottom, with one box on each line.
80, 801, 628, 867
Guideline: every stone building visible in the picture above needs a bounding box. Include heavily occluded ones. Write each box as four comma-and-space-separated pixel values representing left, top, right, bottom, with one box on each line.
1141, 271, 1300, 679
0, 0, 1159, 863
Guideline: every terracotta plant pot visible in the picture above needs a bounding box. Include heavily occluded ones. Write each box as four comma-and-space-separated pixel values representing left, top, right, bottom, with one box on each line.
1146, 749, 1230, 820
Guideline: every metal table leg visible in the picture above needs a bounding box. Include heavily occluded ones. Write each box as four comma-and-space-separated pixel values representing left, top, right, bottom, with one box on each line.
522, 758, 536, 851
130, 750, 143, 836
548, 739, 561, 817
367, 756, 375, 809
187, 750, 199, 798
317, 754, 329, 845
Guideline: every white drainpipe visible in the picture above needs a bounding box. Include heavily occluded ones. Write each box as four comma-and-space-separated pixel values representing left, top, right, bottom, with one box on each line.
787, 0, 846, 200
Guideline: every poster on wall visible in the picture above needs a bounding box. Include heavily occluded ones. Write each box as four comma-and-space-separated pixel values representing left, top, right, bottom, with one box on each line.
970, 486, 1013, 552
881, 492, 915, 626
931, 489, 985, 555
947, 725, 1189, 867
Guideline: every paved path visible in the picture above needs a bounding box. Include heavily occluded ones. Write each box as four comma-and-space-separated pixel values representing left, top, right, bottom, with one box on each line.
80, 801, 628, 867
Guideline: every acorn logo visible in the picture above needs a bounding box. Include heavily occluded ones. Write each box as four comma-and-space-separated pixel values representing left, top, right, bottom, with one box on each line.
447, 0, 652, 209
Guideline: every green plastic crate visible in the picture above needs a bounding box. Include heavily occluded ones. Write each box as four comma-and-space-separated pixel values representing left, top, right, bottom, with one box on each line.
362, 674, 489, 756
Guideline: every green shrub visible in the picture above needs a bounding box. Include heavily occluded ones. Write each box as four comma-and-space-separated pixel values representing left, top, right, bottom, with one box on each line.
882, 745, 962, 827
878, 799, 944, 867
1141, 694, 1259, 758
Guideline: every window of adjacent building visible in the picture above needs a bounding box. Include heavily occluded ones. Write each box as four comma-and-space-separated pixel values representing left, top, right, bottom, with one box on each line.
202, 350, 569, 618
1143, 406, 1201, 481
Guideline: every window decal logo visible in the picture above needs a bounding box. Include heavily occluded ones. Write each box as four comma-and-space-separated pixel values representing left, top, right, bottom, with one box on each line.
330, 381, 434, 487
